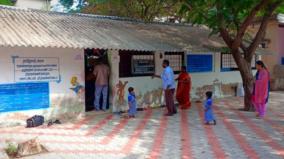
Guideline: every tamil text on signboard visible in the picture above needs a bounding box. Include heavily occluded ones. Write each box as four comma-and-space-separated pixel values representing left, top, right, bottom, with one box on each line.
14, 57, 60, 82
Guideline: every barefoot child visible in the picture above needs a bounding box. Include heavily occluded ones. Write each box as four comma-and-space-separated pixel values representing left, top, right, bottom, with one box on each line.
204, 91, 216, 125
128, 87, 137, 118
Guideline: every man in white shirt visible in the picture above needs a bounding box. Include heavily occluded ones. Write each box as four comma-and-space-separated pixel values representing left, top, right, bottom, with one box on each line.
153, 60, 176, 116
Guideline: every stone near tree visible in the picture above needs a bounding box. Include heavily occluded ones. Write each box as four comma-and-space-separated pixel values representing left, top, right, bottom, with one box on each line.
16, 138, 48, 157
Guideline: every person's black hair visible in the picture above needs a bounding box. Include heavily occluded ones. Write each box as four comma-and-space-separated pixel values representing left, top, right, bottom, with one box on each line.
181, 66, 187, 70
128, 87, 134, 92
163, 60, 170, 66
256, 60, 266, 69
206, 91, 213, 99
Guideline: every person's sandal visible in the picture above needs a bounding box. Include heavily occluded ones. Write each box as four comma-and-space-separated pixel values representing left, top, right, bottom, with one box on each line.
53, 119, 61, 124
47, 120, 53, 126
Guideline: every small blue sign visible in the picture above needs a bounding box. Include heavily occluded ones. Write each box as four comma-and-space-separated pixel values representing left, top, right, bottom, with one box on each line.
187, 54, 213, 72
0, 82, 49, 112
282, 57, 284, 65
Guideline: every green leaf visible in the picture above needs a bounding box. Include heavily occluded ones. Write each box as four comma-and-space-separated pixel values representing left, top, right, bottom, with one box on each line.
0, 0, 14, 6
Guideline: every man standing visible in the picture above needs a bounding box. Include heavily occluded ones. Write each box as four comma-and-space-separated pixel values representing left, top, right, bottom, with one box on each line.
153, 60, 176, 116
93, 62, 110, 111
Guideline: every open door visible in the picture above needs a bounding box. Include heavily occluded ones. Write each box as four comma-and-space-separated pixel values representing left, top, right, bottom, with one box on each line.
84, 48, 109, 112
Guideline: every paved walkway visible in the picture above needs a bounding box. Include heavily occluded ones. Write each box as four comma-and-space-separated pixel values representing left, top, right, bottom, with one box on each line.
0, 92, 283, 159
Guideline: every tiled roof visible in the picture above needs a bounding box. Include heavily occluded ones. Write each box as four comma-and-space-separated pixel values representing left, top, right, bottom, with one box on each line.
0, 5, 225, 52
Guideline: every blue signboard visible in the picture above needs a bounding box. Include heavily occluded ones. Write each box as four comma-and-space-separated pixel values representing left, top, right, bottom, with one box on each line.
282, 57, 284, 65
0, 82, 49, 112
187, 54, 213, 72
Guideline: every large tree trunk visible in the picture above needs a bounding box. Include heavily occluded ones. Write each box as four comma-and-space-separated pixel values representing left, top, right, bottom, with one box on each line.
241, 71, 254, 111
238, 59, 255, 111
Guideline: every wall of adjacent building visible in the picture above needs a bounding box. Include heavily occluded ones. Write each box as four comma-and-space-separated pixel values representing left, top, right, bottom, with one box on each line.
278, 26, 284, 62
248, 21, 284, 90
15, 0, 50, 10
0, 46, 85, 126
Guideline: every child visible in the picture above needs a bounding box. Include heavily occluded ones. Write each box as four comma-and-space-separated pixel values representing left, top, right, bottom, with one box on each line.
128, 87, 137, 118
204, 91, 216, 125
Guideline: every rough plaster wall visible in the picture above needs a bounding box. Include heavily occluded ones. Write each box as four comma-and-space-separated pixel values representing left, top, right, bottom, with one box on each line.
0, 46, 85, 126
108, 50, 120, 112
249, 22, 279, 78
273, 65, 284, 90
278, 26, 284, 62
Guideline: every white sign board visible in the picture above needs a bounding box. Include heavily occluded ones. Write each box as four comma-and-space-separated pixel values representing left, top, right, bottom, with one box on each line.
14, 57, 60, 82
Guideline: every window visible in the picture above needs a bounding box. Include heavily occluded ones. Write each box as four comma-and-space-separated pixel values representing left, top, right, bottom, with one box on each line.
164, 52, 184, 74
119, 50, 154, 77
187, 54, 213, 73
221, 53, 258, 71
132, 55, 155, 75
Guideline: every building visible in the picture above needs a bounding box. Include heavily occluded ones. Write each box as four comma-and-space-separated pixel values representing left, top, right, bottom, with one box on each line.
249, 14, 284, 90
15, 0, 50, 10
15, 0, 84, 12
0, 5, 261, 125
277, 14, 284, 64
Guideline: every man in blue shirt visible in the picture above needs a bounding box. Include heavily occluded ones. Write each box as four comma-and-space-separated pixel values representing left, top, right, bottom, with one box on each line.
153, 60, 176, 116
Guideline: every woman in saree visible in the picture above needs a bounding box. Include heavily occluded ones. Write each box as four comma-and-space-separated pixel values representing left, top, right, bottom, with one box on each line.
176, 66, 192, 109
252, 60, 270, 118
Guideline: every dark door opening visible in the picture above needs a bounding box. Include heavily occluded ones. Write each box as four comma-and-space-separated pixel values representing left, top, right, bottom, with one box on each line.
84, 48, 110, 112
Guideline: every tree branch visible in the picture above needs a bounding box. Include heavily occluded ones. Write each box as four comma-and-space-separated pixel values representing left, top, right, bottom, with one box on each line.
246, 0, 283, 62
232, 0, 269, 49
241, 42, 248, 54
219, 28, 233, 48
183, 2, 209, 21
216, 2, 233, 48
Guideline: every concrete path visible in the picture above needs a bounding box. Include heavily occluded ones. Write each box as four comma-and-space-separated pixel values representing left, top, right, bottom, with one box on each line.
0, 92, 283, 159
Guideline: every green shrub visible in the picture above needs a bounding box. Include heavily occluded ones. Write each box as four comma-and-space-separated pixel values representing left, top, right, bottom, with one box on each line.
5, 142, 18, 156
0, 0, 14, 6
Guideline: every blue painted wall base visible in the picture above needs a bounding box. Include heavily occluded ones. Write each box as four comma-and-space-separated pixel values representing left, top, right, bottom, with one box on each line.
0, 82, 49, 112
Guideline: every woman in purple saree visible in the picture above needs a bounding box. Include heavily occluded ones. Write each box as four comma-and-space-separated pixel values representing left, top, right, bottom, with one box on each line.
252, 60, 270, 118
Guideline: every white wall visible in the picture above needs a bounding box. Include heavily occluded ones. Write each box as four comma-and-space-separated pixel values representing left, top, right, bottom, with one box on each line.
0, 46, 85, 126
188, 52, 243, 98
16, 0, 49, 10
109, 51, 246, 112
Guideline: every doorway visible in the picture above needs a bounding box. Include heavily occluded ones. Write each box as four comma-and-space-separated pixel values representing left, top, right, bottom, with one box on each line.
84, 48, 110, 112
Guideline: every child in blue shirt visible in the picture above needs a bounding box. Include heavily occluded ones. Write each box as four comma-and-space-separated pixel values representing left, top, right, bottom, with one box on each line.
128, 87, 137, 118
204, 91, 216, 125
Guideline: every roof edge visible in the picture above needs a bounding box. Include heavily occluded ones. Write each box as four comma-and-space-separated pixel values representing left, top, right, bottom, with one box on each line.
0, 4, 196, 27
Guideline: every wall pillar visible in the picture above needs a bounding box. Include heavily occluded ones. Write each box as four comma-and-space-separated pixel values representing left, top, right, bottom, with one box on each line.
155, 51, 164, 75
108, 49, 120, 112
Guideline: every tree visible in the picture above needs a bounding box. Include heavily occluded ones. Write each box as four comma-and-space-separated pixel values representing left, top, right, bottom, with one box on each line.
51, 0, 85, 12
82, 0, 183, 22
180, 0, 284, 111
59, 0, 74, 10
0, 0, 14, 6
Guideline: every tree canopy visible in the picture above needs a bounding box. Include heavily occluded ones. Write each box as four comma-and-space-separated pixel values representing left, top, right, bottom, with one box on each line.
51, 0, 85, 12
180, 0, 284, 44
0, 0, 14, 6
82, 0, 183, 22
